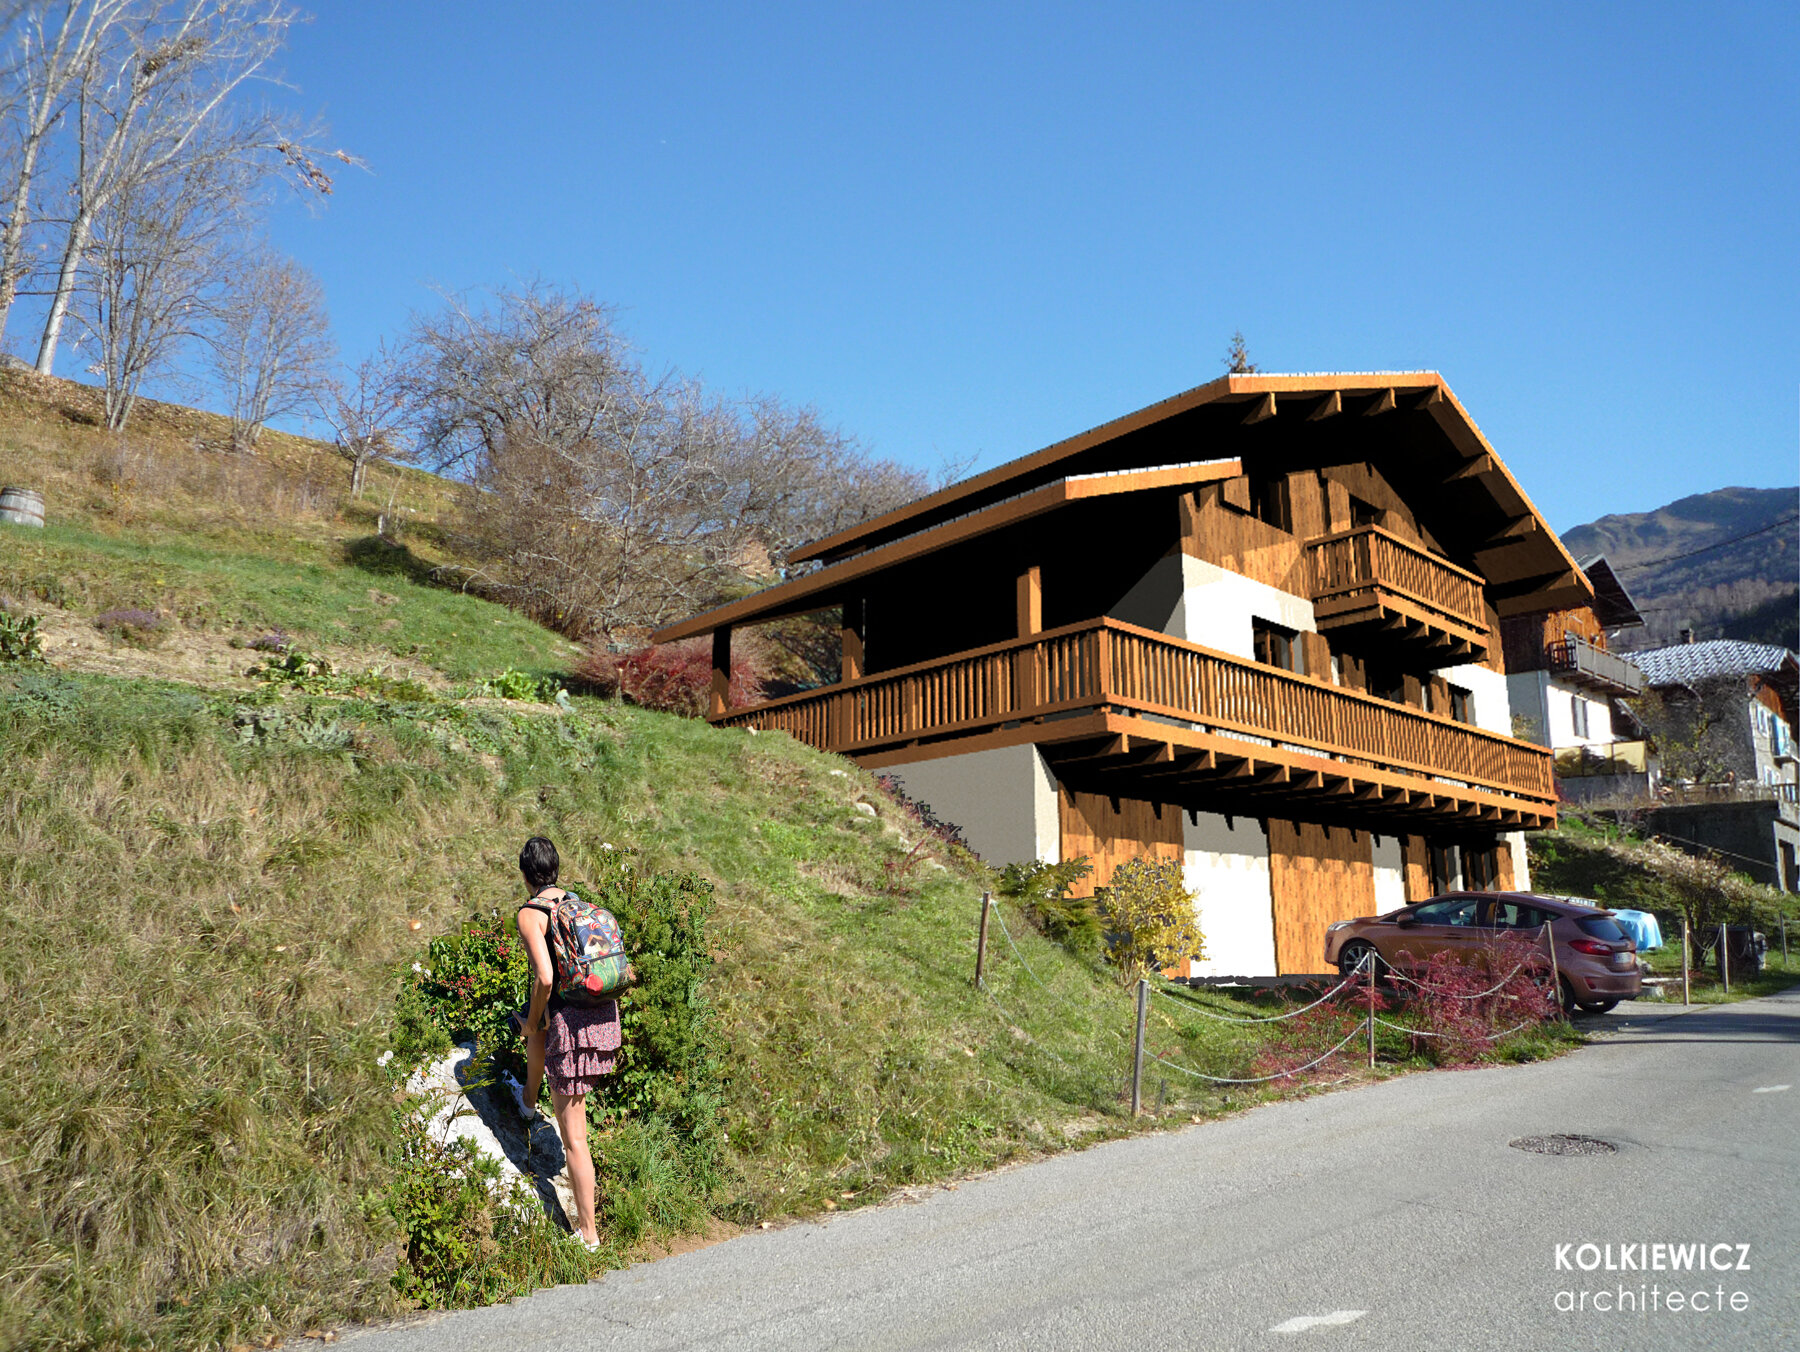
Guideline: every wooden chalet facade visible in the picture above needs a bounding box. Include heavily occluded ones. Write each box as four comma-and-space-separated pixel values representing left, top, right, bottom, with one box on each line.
655, 372, 1596, 976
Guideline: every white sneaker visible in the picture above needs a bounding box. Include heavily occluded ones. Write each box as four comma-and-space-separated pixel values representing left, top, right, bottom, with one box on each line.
501, 1072, 538, 1120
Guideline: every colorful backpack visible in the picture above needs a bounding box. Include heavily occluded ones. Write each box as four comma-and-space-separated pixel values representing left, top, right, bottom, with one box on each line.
535, 889, 630, 1006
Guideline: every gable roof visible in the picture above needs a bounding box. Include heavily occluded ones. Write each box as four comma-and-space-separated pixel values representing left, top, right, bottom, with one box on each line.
1631, 640, 1798, 687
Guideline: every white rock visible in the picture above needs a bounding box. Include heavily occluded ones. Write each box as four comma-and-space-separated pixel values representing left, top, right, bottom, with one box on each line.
854, 802, 877, 817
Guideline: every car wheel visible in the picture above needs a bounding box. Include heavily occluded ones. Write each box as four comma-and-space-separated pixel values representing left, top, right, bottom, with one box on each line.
1575, 998, 1620, 1015
1338, 941, 1381, 979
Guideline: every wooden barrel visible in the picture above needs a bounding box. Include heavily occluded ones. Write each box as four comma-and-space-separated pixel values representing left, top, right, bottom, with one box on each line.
0, 486, 44, 528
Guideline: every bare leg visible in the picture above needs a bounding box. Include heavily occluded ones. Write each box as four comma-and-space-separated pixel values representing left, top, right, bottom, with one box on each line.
552, 1090, 597, 1243
524, 1025, 546, 1110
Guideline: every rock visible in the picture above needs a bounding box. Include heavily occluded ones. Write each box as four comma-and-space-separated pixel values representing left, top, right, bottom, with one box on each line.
854, 802, 877, 817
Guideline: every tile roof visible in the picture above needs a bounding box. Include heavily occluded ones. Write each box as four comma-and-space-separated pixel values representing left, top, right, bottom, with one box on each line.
1630, 639, 1797, 687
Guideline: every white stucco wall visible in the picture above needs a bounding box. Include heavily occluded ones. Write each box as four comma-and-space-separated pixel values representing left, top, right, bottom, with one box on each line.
1182, 811, 1278, 978
1116, 553, 1315, 656
1371, 833, 1407, 913
1432, 661, 1514, 737
1543, 679, 1615, 750
881, 743, 1060, 869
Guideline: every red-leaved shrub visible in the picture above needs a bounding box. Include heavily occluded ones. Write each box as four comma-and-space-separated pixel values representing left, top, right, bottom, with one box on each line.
576, 638, 766, 717
1390, 932, 1557, 1065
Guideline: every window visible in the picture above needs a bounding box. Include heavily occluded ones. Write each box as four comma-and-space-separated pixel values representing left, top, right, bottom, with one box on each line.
1249, 471, 1292, 532
1491, 900, 1550, 930
1253, 619, 1300, 672
1413, 895, 1482, 927
1449, 685, 1473, 725
1350, 494, 1382, 528
1576, 915, 1629, 943
1368, 661, 1407, 705
1571, 695, 1589, 739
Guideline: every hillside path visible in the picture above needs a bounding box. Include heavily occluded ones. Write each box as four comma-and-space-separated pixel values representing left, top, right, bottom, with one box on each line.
348, 991, 1800, 1352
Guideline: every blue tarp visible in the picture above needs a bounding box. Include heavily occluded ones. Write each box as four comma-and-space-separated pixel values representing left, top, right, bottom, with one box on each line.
1609, 908, 1663, 951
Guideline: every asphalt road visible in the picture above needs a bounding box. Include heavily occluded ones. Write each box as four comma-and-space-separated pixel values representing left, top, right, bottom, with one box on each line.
349, 989, 1800, 1352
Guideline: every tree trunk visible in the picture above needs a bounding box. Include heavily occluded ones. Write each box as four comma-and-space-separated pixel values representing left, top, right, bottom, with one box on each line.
351, 455, 366, 497
35, 214, 93, 376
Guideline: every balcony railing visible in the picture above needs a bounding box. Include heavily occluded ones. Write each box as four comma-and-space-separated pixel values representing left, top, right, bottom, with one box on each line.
715, 617, 1555, 806
1305, 525, 1491, 645
1544, 635, 1646, 695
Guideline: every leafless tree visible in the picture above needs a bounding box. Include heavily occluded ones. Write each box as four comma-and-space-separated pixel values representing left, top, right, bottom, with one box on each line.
32, 0, 344, 376
70, 126, 244, 428
1223, 330, 1257, 374
0, 1, 130, 347
314, 341, 410, 497
410, 280, 934, 638
205, 242, 331, 449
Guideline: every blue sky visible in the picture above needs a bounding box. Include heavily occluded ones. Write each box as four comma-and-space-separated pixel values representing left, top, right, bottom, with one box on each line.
250, 2, 1796, 531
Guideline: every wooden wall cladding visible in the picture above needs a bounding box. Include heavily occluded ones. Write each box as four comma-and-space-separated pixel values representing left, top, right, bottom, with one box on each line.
1182, 483, 1305, 592
1267, 818, 1377, 975
1401, 834, 1432, 901
1058, 789, 1183, 897
1495, 838, 1516, 892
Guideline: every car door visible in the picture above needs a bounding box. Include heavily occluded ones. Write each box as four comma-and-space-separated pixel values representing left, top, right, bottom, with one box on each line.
1394, 894, 1484, 968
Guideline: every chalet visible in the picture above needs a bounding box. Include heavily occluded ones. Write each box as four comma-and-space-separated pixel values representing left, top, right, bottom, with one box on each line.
1501, 554, 1653, 801
654, 372, 1597, 976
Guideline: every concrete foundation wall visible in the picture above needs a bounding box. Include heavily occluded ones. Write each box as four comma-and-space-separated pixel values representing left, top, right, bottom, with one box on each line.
882, 743, 1060, 869
1182, 812, 1278, 978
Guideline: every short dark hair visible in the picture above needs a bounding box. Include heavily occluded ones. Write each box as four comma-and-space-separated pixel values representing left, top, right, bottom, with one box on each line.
519, 836, 559, 889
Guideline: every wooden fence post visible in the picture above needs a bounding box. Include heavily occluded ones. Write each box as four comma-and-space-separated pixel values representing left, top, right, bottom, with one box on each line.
1367, 950, 1377, 1069
1131, 978, 1148, 1116
1682, 919, 1691, 1006
974, 892, 991, 989
1544, 921, 1563, 1018
1720, 921, 1730, 994
1782, 916, 1789, 967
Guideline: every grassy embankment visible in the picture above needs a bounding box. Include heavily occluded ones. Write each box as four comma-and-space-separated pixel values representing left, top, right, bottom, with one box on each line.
1530, 813, 1800, 1004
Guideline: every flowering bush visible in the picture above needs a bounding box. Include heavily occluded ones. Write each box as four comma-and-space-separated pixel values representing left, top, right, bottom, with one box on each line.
576, 638, 765, 717
94, 607, 167, 648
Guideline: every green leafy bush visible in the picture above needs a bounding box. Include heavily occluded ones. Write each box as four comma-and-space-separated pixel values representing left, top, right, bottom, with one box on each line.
1096, 856, 1205, 983
254, 647, 338, 691
476, 667, 563, 704
996, 857, 1099, 957
0, 609, 44, 662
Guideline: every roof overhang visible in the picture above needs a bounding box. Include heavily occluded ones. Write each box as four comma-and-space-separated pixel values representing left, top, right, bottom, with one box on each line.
653, 457, 1242, 643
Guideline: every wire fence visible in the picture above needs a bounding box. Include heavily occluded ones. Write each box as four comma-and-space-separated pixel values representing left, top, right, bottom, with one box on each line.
970, 894, 1561, 1108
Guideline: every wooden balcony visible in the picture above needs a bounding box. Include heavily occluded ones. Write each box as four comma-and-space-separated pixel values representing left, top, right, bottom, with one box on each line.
716, 618, 1557, 830
1305, 525, 1491, 663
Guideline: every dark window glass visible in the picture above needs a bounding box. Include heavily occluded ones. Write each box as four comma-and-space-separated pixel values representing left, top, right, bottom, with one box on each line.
1369, 661, 1407, 705
1414, 896, 1482, 927
1492, 902, 1550, 930
1253, 619, 1300, 673
1449, 686, 1473, 724
1428, 843, 1457, 895
1250, 472, 1292, 532
1571, 695, 1589, 738
1350, 495, 1382, 528
1577, 915, 1628, 943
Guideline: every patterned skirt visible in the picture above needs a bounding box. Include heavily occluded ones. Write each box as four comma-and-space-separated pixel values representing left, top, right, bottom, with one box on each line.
544, 998, 622, 1097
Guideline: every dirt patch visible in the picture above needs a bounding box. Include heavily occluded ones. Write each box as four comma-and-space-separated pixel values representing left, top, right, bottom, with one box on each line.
622, 1215, 744, 1266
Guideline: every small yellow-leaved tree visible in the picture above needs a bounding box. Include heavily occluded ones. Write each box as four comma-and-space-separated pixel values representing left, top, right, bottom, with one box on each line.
1097, 856, 1205, 984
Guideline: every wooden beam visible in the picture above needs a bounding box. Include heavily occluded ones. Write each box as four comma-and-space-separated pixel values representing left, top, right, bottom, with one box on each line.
1242, 392, 1277, 425
840, 623, 864, 682
1447, 455, 1495, 482
1016, 564, 1042, 638
1307, 390, 1343, 421
1363, 387, 1397, 417
710, 626, 733, 718
1411, 387, 1444, 411
1491, 515, 1538, 541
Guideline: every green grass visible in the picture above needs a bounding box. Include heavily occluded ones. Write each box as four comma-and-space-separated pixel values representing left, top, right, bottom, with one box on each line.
0, 519, 573, 681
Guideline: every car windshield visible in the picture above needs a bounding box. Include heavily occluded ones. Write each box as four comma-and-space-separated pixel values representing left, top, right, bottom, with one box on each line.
1576, 915, 1628, 943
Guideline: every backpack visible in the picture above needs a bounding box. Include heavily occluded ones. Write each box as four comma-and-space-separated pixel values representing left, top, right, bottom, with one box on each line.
531, 888, 630, 1006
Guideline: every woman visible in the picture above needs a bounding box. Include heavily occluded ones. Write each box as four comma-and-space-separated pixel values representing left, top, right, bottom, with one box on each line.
512, 835, 624, 1250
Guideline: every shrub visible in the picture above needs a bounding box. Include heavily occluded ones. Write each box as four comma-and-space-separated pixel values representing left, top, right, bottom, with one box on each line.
248, 628, 293, 653
1096, 856, 1205, 983
0, 609, 44, 662
576, 638, 765, 717
996, 857, 1099, 958
94, 606, 167, 648
1389, 931, 1557, 1066
253, 648, 337, 692
475, 667, 563, 704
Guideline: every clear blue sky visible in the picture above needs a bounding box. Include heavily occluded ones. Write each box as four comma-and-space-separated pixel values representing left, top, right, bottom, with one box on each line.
257, 1, 1794, 533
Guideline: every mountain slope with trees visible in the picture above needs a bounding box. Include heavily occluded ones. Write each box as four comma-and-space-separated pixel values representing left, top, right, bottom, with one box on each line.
1561, 486, 1798, 650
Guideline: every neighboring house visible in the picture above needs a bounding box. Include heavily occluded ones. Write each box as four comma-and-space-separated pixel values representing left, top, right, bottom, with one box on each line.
1629, 639, 1800, 892
1502, 555, 1654, 803
655, 372, 1591, 976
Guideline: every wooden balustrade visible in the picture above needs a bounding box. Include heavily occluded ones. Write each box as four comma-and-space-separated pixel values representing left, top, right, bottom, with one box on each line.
715, 618, 1555, 805
1305, 525, 1489, 634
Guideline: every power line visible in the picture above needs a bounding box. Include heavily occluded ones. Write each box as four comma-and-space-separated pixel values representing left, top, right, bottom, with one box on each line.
1614, 514, 1799, 573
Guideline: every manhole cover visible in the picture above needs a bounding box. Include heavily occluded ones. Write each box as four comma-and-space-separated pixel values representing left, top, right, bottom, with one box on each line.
1509, 1134, 1617, 1156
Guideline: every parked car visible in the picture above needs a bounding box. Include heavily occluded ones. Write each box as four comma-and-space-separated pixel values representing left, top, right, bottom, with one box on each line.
1323, 891, 1642, 1014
